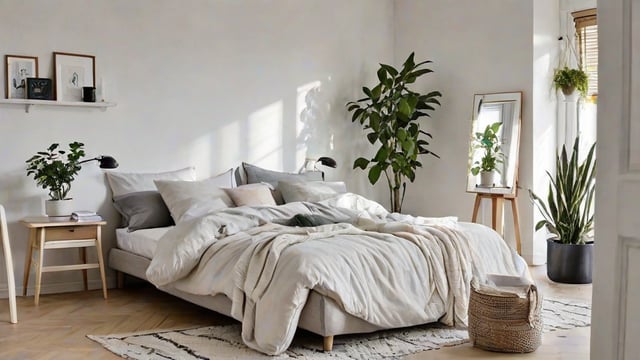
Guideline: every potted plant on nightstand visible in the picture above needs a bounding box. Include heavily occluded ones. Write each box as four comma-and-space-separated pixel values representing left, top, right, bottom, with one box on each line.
470, 121, 504, 187
529, 137, 596, 284
26, 142, 86, 217
553, 66, 589, 98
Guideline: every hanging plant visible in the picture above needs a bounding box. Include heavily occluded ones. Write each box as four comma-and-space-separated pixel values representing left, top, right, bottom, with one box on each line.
553, 67, 589, 98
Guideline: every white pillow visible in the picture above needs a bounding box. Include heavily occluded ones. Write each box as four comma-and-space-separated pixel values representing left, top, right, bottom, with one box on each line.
278, 180, 347, 203
225, 183, 276, 207
155, 172, 234, 222
106, 167, 196, 197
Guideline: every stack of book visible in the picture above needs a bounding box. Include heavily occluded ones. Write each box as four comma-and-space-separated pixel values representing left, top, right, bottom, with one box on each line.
71, 211, 104, 222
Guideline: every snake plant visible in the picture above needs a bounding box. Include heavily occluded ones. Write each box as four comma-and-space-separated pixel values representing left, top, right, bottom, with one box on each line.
529, 137, 596, 245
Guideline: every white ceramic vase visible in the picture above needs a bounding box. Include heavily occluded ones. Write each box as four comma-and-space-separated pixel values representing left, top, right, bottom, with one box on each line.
45, 199, 74, 217
479, 171, 497, 187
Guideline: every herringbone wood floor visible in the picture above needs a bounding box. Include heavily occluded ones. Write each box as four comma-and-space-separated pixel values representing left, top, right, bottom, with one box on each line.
0, 266, 591, 359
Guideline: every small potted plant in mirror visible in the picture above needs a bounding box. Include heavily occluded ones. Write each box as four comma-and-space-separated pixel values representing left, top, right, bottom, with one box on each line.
553, 66, 589, 99
26, 142, 86, 217
470, 121, 504, 187
529, 137, 595, 284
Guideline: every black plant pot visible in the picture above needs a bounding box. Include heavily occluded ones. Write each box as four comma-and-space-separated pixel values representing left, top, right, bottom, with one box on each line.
546, 239, 593, 284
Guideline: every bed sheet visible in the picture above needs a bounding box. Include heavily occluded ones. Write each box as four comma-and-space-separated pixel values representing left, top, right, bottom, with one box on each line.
115, 226, 173, 259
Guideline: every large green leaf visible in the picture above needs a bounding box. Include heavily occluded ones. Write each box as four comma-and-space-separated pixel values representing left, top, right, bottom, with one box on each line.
368, 165, 382, 184
380, 64, 398, 77
353, 157, 370, 170
398, 99, 411, 117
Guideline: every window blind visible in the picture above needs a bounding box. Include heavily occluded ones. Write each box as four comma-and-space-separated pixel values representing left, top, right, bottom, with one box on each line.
573, 8, 598, 96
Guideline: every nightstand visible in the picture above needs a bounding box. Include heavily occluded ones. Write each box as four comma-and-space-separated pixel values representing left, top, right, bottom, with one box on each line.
20, 217, 108, 305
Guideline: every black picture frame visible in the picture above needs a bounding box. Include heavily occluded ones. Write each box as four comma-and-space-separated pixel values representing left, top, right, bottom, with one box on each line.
26, 78, 52, 100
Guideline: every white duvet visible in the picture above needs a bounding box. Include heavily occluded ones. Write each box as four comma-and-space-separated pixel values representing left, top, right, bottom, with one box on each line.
146, 193, 521, 355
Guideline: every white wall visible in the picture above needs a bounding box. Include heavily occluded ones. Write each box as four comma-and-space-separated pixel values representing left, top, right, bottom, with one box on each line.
532, 0, 561, 264
0, 0, 394, 295
393, 0, 540, 261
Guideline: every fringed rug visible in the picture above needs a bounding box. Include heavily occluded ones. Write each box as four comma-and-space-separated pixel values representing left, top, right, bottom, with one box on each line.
88, 298, 590, 360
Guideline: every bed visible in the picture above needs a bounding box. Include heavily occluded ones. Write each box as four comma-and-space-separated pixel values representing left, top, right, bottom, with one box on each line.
106, 165, 527, 355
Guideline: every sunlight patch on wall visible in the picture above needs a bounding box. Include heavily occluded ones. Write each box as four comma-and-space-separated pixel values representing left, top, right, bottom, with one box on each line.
296, 80, 322, 165
247, 101, 283, 170
186, 134, 211, 177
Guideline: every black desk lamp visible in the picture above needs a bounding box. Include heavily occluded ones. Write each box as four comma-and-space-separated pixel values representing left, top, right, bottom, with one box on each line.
314, 157, 337, 180
79, 155, 119, 169
317, 157, 337, 169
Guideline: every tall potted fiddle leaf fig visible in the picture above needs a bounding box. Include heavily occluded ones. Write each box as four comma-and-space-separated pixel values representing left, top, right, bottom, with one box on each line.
347, 52, 442, 213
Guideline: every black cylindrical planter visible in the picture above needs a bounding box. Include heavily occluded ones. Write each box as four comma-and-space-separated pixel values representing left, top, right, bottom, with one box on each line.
546, 239, 593, 284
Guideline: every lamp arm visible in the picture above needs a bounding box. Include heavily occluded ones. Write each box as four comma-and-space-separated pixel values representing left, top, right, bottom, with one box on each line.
78, 156, 102, 165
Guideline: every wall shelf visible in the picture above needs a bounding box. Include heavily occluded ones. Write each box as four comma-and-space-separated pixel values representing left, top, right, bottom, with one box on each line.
0, 99, 117, 113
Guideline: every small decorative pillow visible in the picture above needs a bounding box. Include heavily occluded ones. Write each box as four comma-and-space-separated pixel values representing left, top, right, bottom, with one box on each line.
106, 167, 196, 197
242, 162, 323, 204
154, 172, 235, 222
225, 183, 277, 207
113, 191, 175, 231
278, 180, 347, 203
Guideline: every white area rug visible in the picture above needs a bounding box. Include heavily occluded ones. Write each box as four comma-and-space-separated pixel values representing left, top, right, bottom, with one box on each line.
88, 298, 590, 360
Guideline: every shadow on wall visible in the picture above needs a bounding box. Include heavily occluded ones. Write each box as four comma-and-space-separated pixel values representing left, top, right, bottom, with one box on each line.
295, 76, 377, 201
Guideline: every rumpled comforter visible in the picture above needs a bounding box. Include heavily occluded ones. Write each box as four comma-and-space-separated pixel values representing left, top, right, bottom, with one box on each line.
146, 193, 521, 355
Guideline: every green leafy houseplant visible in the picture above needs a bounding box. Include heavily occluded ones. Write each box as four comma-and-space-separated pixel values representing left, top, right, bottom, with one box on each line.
470, 121, 504, 176
26, 142, 86, 200
529, 137, 596, 245
346, 53, 442, 213
553, 67, 589, 98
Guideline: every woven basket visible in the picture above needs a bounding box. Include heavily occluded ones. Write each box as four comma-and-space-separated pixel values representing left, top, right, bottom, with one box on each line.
468, 283, 543, 353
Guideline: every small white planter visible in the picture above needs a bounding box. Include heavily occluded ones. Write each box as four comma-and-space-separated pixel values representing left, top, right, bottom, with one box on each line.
479, 171, 497, 187
45, 199, 74, 217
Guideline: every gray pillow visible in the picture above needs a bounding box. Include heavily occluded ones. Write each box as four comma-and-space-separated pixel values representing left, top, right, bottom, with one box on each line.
242, 162, 323, 204
113, 191, 174, 231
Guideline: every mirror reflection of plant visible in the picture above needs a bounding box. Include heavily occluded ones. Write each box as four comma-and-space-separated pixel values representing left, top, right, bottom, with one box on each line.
347, 52, 442, 213
529, 137, 596, 245
470, 122, 504, 176
26, 142, 86, 200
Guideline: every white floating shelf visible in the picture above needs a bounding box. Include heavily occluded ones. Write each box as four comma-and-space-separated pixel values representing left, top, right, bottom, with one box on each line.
0, 99, 117, 113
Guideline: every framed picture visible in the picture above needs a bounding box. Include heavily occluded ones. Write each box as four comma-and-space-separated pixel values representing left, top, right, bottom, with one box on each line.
5, 55, 39, 99
27, 78, 52, 100
53, 52, 95, 101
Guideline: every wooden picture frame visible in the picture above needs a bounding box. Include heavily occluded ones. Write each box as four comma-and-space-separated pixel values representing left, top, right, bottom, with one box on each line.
5, 55, 39, 99
53, 52, 95, 101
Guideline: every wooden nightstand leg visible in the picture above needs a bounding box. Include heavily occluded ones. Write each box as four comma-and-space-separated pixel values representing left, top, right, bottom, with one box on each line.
34, 228, 46, 305
79, 247, 88, 291
95, 227, 108, 299
22, 229, 35, 296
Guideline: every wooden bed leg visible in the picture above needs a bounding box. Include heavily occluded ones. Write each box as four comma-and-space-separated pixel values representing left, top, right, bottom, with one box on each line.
116, 271, 124, 289
323, 336, 334, 351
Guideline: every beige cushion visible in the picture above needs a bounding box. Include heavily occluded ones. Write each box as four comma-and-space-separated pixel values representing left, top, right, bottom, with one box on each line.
155, 172, 234, 222
106, 167, 196, 197
225, 183, 276, 207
